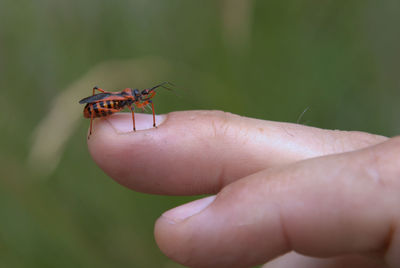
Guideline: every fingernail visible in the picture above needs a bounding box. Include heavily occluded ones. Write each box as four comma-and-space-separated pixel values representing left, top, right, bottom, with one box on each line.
162, 195, 216, 224
106, 113, 167, 133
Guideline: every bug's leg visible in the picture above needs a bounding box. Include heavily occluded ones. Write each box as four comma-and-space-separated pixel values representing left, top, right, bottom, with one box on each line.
128, 105, 136, 131
92, 86, 113, 95
88, 104, 94, 139
136, 100, 156, 128
148, 90, 156, 99
149, 100, 156, 128
93, 86, 104, 95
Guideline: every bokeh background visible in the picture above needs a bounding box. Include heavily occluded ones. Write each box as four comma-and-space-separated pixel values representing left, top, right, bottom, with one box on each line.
1, 1, 399, 267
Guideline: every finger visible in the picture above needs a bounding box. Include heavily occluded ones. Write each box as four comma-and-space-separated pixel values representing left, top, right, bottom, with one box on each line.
154, 137, 400, 268
263, 252, 385, 268
88, 110, 387, 195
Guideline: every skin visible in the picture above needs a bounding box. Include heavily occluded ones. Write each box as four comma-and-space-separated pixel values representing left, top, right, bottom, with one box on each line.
87, 110, 400, 268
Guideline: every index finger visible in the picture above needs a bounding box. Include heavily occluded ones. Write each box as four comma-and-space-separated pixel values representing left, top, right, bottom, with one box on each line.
87, 110, 386, 195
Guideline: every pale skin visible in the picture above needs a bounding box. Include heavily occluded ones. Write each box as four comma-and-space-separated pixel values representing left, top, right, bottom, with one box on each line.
87, 110, 400, 268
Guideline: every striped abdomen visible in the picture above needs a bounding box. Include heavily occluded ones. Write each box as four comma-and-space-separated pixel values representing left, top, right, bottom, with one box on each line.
83, 100, 125, 118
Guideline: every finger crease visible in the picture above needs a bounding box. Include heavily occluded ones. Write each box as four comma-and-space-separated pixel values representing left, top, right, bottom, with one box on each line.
216, 163, 226, 192
383, 220, 397, 265
278, 205, 293, 252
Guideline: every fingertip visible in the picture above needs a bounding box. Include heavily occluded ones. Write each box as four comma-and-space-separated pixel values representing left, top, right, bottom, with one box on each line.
154, 216, 188, 264
153, 180, 288, 268
86, 113, 169, 193
85, 110, 276, 195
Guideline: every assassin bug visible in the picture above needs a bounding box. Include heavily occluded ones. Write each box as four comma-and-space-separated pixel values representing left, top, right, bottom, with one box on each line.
79, 82, 173, 138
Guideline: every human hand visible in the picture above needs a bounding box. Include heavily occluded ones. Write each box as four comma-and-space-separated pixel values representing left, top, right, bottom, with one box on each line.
87, 110, 399, 268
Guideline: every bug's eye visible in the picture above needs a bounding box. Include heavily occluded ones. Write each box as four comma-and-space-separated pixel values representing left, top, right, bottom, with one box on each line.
141, 89, 149, 95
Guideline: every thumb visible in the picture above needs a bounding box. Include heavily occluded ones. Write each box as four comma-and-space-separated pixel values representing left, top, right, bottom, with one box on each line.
154, 137, 400, 268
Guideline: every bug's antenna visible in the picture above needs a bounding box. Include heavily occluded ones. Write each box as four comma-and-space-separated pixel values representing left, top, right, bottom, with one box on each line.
149, 81, 175, 92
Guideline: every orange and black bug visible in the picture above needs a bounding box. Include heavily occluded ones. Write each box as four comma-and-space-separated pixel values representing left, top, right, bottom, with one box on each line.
79, 82, 173, 138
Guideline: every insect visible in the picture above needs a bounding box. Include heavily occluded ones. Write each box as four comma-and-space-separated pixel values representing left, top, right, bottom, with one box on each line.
79, 82, 173, 138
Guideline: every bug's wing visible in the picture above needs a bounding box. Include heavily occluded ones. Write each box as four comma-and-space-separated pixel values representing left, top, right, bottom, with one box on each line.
79, 93, 111, 104
79, 93, 127, 104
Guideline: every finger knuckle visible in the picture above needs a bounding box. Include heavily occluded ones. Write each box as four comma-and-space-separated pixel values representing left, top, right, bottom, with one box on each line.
368, 136, 400, 189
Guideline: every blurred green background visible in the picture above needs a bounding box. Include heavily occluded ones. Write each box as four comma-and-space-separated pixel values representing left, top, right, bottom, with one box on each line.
1, 0, 399, 267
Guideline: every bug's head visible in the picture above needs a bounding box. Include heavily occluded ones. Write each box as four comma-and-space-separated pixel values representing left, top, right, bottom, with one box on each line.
130, 89, 140, 100
131, 89, 140, 96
